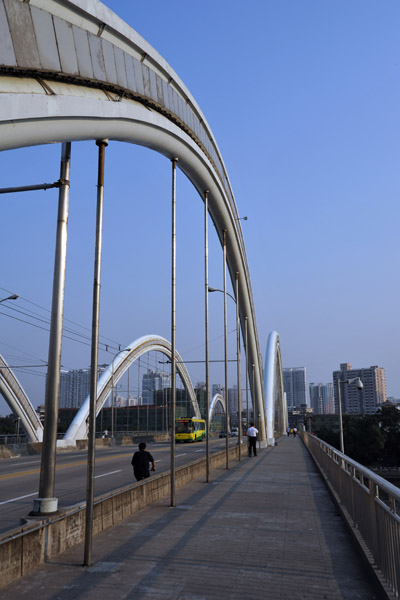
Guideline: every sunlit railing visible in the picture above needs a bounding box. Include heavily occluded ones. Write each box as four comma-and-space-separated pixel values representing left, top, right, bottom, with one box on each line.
301, 430, 400, 598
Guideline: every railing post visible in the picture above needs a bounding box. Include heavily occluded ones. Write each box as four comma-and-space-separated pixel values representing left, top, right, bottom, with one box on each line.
368, 478, 379, 563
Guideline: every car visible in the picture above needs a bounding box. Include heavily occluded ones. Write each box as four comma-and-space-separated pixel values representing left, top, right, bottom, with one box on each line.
219, 431, 227, 438
230, 427, 239, 437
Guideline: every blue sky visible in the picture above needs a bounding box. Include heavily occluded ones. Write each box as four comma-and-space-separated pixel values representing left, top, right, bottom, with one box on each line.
1, 0, 400, 415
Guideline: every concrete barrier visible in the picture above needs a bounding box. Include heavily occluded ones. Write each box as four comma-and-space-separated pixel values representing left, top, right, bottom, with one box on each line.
0, 444, 243, 589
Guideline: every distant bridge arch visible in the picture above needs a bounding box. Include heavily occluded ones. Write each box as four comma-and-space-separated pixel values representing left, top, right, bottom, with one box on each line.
208, 393, 226, 422
63, 335, 200, 442
0, 354, 43, 443
264, 331, 287, 446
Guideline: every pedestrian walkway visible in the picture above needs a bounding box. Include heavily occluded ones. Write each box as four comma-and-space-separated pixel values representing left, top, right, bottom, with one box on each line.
4, 436, 384, 599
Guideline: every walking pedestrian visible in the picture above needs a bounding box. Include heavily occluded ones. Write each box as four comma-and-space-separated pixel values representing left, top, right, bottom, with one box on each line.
293, 427, 297, 437
247, 422, 258, 457
286, 426, 290, 436
131, 442, 156, 481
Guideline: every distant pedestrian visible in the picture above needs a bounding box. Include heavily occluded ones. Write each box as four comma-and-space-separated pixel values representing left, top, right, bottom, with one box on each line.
131, 442, 156, 481
290, 428, 293, 436
247, 423, 258, 457
293, 427, 297, 437
286, 426, 290, 436
103, 429, 108, 439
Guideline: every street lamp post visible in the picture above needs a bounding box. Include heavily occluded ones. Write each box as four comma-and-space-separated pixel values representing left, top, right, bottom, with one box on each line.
0, 294, 18, 303
337, 376, 363, 453
208, 272, 242, 464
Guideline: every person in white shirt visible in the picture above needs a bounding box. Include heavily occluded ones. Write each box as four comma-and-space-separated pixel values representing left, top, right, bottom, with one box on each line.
247, 423, 258, 457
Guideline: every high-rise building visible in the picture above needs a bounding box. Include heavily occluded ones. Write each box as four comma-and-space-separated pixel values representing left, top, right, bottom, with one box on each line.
228, 385, 238, 414
59, 364, 107, 409
283, 367, 307, 410
309, 382, 334, 414
332, 363, 386, 415
212, 384, 224, 397
142, 370, 170, 405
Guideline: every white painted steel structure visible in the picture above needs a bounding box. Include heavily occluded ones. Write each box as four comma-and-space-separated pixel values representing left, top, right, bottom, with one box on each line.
264, 331, 286, 446
208, 393, 226, 423
63, 335, 200, 442
0, 354, 43, 442
0, 0, 266, 441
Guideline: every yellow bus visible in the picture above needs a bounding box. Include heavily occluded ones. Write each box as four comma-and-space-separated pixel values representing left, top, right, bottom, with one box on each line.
175, 418, 206, 443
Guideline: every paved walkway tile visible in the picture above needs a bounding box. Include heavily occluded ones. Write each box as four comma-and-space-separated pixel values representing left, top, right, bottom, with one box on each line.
3, 437, 385, 599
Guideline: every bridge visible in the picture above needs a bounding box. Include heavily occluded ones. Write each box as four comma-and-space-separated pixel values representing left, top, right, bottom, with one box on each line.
0, 0, 399, 597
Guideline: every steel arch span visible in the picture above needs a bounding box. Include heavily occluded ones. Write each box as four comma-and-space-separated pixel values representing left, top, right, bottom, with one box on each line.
0, 354, 44, 442
208, 393, 226, 423
264, 331, 287, 446
0, 0, 266, 442
63, 335, 200, 442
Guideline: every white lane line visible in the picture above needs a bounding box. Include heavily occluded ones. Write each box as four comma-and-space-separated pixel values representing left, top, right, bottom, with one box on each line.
94, 470, 122, 479
195, 449, 204, 453
3, 460, 41, 467
176, 454, 187, 457
0, 492, 37, 505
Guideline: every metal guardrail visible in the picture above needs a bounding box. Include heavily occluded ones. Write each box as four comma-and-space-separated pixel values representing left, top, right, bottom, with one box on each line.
301, 430, 400, 598
0, 434, 27, 445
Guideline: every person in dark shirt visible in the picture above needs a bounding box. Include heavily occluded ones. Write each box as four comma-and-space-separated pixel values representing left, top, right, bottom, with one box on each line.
131, 442, 156, 481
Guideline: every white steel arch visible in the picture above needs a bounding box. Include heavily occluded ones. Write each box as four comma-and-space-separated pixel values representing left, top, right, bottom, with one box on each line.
63, 335, 200, 442
0, 354, 43, 442
0, 0, 266, 442
208, 393, 226, 422
264, 331, 287, 446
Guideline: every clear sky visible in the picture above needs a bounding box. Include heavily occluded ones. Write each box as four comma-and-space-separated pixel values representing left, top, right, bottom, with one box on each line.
1, 0, 400, 416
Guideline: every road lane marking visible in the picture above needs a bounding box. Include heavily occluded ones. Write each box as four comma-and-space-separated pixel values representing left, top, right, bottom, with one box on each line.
94, 470, 122, 479
0, 492, 37, 505
0, 453, 133, 481
0, 444, 218, 481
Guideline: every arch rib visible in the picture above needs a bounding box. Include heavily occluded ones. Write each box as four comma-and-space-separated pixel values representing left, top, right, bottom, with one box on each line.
208, 393, 226, 422
63, 335, 200, 442
264, 331, 287, 446
0, 354, 43, 442
0, 0, 265, 442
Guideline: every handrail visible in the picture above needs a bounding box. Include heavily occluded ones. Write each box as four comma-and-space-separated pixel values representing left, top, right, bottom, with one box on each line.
301, 430, 400, 598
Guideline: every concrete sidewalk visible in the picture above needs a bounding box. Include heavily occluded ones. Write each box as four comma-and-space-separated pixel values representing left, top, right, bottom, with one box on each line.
4, 437, 384, 600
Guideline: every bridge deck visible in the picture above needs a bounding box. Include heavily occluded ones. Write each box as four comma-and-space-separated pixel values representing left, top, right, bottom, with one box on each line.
5, 436, 384, 599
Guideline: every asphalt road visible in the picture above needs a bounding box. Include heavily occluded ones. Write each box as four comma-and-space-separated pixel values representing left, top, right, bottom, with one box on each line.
0, 438, 237, 534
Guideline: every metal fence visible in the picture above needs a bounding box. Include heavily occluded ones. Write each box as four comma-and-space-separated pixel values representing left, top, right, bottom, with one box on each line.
301, 430, 400, 598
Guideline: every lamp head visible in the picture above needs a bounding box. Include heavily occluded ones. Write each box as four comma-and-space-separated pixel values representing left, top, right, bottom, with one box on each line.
348, 377, 363, 390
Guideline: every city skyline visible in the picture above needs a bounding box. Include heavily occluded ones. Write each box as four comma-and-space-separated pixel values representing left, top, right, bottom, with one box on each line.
1, 0, 400, 417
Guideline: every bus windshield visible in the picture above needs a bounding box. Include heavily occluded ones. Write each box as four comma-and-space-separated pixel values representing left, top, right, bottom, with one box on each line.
175, 420, 193, 433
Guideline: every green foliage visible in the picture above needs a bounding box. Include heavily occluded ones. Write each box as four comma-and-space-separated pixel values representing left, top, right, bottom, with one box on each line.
314, 406, 400, 467
0, 414, 19, 435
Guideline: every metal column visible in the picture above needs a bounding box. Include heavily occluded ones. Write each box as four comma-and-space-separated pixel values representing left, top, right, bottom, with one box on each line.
223, 230, 229, 469
84, 139, 107, 566
34, 142, 71, 515
235, 272, 242, 460
204, 191, 210, 482
245, 316, 249, 428
170, 158, 178, 506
